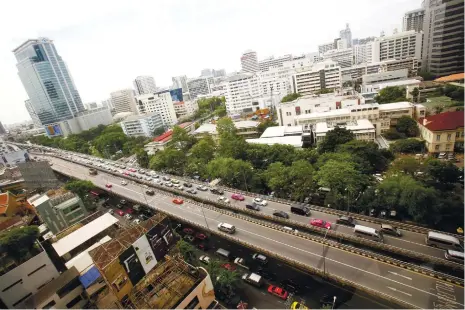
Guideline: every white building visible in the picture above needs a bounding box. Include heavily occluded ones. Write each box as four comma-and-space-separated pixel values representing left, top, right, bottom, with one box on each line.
246, 125, 305, 147
258, 66, 292, 96
223, 73, 262, 114
187, 77, 212, 99
371, 30, 423, 62
120, 113, 164, 137
172, 75, 189, 92
323, 48, 354, 68
240, 50, 259, 73
135, 91, 177, 126
201, 68, 212, 76
403, 8, 424, 32
84, 102, 98, 110
193, 120, 260, 139
362, 78, 422, 94
318, 42, 335, 55
133, 75, 157, 95
101, 98, 113, 110
362, 69, 409, 85
25, 99, 42, 127
173, 100, 199, 118
289, 60, 342, 95
314, 119, 376, 143
258, 54, 292, 71
110, 89, 137, 114
340, 23, 352, 48
353, 44, 369, 65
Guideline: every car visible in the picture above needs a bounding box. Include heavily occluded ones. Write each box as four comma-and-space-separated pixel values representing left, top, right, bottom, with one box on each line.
210, 188, 224, 195
145, 176, 152, 181
195, 232, 207, 240
125, 208, 134, 214
380, 224, 402, 237
234, 257, 249, 269
173, 198, 184, 204
171, 179, 180, 184
336, 215, 355, 226
267, 285, 289, 300
197, 185, 208, 191
246, 203, 260, 211
184, 235, 195, 242
183, 182, 192, 188
310, 219, 332, 229
105, 183, 112, 188
116, 209, 125, 216
132, 219, 141, 225
253, 198, 267, 206
165, 182, 173, 187
183, 228, 194, 234
120, 200, 127, 205
121, 180, 128, 186
138, 214, 149, 221
145, 189, 155, 195
218, 196, 230, 204
137, 175, 143, 179
231, 193, 245, 201
221, 263, 237, 271
129, 168, 137, 172
273, 210, 289, 219
199, 255, 211, 264
320, 294, 342, 308
186, 189, 197, 194
291, 302, 308, 310
162, 176, 171, 181
252, 253, 268, 264
197, 243, 209, 251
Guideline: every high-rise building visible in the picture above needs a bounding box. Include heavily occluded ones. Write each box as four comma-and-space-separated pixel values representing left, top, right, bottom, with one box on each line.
369, 30, 423, 63
421, 0, 464, 76
135, 90, 178, 126
0, 121, 5, 135
172, 75, 189, 92
201, 68, 212, 76
340, 24, 353, 48
101, 98, 114, 109
258, 66, 292, 96
403, 8, 425, 32
25, 99, 44, 128
120, 113, 164, 137
133, 75, 157, 95
13, 37, 85, 126
223, 73, 262, 114
85, 102, 98, 110
289, 60, 342, 95
318, 42, 335, 55
240, 50, 259, 73
110, 89, 137, 114
258, 54, 293, 72
323, 48, 354, 68
212, 69, 226, 77
187, 77, 211, 99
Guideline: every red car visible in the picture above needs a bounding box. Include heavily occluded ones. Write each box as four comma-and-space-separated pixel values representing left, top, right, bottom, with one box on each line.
123, 171, 129, 176
195, 232, 207, 240
105, 183, 112, 188
267, 285, 289, 300
183, 228, 194, 234
231, 193, 245, 201
125, 208, 134, 214
221, 263, 236, 271
173, 198, 184, 205
116, 209, 125, 216
129, 168, 137, 172
310, 219, 332, 229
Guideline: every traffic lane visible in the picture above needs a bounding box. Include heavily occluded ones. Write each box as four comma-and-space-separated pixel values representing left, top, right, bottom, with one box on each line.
50, 159, 464, 308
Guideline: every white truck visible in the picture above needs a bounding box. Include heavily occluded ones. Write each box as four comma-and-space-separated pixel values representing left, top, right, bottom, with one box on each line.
242, 272, 263, 287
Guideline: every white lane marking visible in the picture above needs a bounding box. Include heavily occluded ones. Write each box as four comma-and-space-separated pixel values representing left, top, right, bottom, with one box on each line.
387, 286, 412, 297
388, 271, 412, 281
52, 159, 463, 307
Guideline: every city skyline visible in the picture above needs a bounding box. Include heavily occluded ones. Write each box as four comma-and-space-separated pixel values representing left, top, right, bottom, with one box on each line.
1, 0, 420, 124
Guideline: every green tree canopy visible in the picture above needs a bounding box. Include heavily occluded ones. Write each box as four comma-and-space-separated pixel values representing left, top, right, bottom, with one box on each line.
390, 138, 425, 154
422, 159, 462, 190
383, 128, 405, 140
153, 127, 165, 137
206, 157, 254, 191
0, 226, 40, 262
257, 119, 278, 135
396, 116, 419, 137
374, 86, 408, 104
149, 148, 187, 175
281, 93, 302, 103
318, 127, 355, 154
176, 240, 196, 264
64, 180, 95, 197
390, 157, 421, 176
136, 148, 150, 168
337, 140, 391, 173
169, 126, 196, 151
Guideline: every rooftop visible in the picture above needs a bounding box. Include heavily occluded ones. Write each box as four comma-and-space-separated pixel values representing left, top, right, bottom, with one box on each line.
194, 121, 259, 135
153, 122, 193, 143
52, 213, 119, 257
371, 79, 421, 89
434, 73, 464, 83
315, 119, 375, 134
295, 108, 350, 120
418, 111, 464, 131
122, 113, 160, 122
261, 126, 303, 138
246, 136, 303, 147
65, 235, 112, 274
378, 101, 413, 111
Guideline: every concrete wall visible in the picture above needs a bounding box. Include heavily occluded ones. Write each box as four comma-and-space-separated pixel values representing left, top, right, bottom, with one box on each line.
175, 268, 215, 309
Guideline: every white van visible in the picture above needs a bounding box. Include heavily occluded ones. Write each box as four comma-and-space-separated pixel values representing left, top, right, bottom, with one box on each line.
215, 248, 231, 259
444, 250, 464, 263
426, 232, 463, 251
354, 225, 384, 242
217, 223, 236, 234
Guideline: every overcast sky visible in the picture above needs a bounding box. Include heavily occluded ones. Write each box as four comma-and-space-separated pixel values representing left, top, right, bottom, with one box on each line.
0, 0, 420, 125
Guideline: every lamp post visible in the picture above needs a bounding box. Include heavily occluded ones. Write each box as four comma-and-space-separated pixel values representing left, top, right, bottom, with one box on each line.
200, 202, 210, 232
332, 296, 337, 310
323, 226, 330, 275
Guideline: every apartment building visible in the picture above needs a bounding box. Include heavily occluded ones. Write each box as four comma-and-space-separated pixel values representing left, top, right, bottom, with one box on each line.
110, 89, 137, 114
135, 91, 177, 126
120, 113, 164, 138
133, 76, 157, 95
418, 111, 464, 153
241, 50, 259, 73
323, 48, 354, 68
259, 54, 293, 71
223, 73, 262, 114
341, 58, 420, 82
283, 54, 318, 69
173, 100, 199, 118
318, 42, 335, 55
403, 8, 425, 32
372, 30, 423, 62
187, 77, 212, 99
258, 66, 292, 96
289, 60, 342, 95
362, 69, 409, 85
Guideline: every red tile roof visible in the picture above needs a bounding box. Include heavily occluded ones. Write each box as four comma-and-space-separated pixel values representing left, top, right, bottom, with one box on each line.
418, 111, 464, 131
434, 73, 464, 82
153, 130, 173, 142
0, 193, 8, 206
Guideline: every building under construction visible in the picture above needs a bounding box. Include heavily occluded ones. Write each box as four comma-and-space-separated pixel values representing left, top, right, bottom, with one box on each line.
89, 213, 216, 309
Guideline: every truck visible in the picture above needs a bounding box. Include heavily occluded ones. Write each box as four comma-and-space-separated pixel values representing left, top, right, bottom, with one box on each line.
89, 168, 97, 175
242, 272, 263, 287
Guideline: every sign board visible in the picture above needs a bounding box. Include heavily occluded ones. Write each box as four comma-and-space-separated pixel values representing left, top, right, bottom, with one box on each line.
118, 246, 145, 286
132, 234, 157, 274
45, 124, 63, 137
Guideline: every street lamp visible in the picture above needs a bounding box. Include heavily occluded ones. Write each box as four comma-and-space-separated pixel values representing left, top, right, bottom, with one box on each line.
322, 226, 330, 275
332, 296, 337, 310
200, 202, 210, 232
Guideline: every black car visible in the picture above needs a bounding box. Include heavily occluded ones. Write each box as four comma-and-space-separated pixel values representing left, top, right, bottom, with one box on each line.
336, 216, 355, 226
183, 182, 192, 188
186, 189, 197, 194
145, 189, 155, 196
246, 203, 260, 211
273, 210, 289, 219
162, 176, 171, 181
210, 188, 224, 195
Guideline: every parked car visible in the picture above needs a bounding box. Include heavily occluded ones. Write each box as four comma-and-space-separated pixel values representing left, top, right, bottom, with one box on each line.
183, 182, 192, 188
221, 263, 237, 271
145, 189, 155, 195
183, 228, 194, 234
231, 193, 245, 201
173, 198, 184, 205
380, 224, 402, 237
184, 235, 195, 242
218, 196, 230, 204
310, 219, 332, 229
199, 255, 211, 264
124, 214, 132, 220
105, 183, 112, 188
120, 199, 127, 205
165, 182, 173, 187
267, 285, 289, 300
336, 215, 355, 226
252, 253, 268, 265
116, 210, 125, 216
186, 189, 197, 194
162, 176, 171, 181
253, 198, 267, 206
132, 219, 141, 225
108, 209, 114, 215
195, 232, 207, 240
273, 210, 289, 219
210, 188, 224, 195
197, 185, 208, 191
246, 203, 260, 211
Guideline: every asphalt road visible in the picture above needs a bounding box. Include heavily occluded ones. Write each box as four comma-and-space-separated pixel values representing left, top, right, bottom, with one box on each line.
45, 156, 464, 309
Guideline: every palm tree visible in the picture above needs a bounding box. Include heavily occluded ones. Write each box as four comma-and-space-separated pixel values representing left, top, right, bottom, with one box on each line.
176, 240, 195, 264
216, 270, 241, 297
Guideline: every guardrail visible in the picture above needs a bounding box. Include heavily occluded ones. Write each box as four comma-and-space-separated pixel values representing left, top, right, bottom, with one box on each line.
47, 153, 464, 287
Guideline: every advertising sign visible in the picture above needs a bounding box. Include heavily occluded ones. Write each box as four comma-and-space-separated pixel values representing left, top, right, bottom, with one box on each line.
132, 235, 157, 274
118, 246, 145, 285
170, 88, 183, 103
146, 218, 178, 261
45, 124, 63, 137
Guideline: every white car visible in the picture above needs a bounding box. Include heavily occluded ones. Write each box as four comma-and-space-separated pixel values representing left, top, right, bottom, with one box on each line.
218, 196, 230, 204
165, 182, 173, 187
253, 198, 267, 206
199, 255, 211, 264
121, 180, 128, 186
132, 219, 141, 225
124, 214, 133, 220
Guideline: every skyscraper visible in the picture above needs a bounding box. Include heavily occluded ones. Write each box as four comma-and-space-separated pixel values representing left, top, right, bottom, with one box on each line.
13, 37, 84, 126
0, 122, 6, 135
133, 75, 157, 95
403, 8, 425, 32
25, 99, 42, 128
240, 50, 259, 73
172, 75, 189, 92
339, 24, 352, 48
110, 89, 137, 114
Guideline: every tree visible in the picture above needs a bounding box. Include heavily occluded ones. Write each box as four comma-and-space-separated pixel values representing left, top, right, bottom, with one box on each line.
281, 93, 302, 103
153, 127, 165, 137
419, 70, 435, 81
318, 88, 333, 94
410, 87, 420, 103
186, 136, 216, 176
149, 148, 187, 175
93, 130, 128, 157
422, 159, 462, 190
216, 117, 236, 136
396, 116, 419, 137
337, 140, 391, 173
176, 240, 196, 264
383, 128, 405, 140
64, 180, 94, 197
390, 157, 421, 176
216, 270, 241, 297
318, 127, 355, 154
0, 226, 39, 262
263, 162, 292, 198
206, 157, 254, 191
169, 126, 196, 151
374, 86, 408, 104
256, 119, 278, 135
136, 149, 150, 168
217, 118, 247, 159
288, 160, 316, 201
390, 138, 425, 154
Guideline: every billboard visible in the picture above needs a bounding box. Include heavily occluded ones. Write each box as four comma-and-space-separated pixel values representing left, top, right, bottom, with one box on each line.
45, 124, 63, 137
119, 246, 145, 286
146, 218, 178, 261
0, 150, 30, 166
132, 235, 157, 274
170, 88, 183, 103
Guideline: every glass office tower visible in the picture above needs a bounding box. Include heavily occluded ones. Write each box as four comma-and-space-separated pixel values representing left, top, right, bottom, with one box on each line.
13, 38, 84, 125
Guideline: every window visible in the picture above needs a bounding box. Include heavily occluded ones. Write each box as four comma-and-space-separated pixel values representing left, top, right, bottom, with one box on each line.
435, 145, 440, 150
2, 279, 22, 292
12, 293, 32, 307
43, 300, 56, 309
286, 112, 291, 116
66, 295, 82, 309
57, 277, 81, 298
27, 264, 46, 277
436, 134, 441, 141
185, 296, 200, 309
456, 132, 460, 138
447, 134, 451, 141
